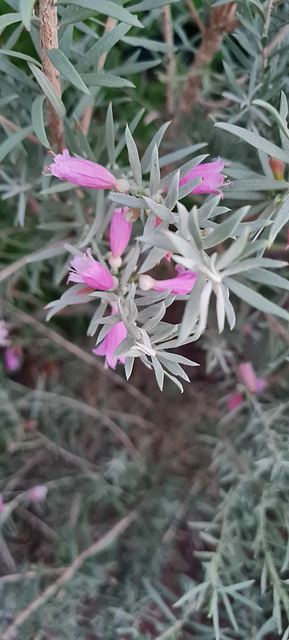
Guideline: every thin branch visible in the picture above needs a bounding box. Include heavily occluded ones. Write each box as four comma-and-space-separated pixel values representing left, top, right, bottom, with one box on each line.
184, 0, 205, 34
0, 115, 40, 145
264, 313, 289, 346
2, 511, 137, 640
161, 5, 176, 116
0, 568, 64, 585
39, 0, 64, 151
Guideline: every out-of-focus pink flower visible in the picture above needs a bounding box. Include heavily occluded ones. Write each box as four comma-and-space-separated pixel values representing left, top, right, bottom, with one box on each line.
93, 307, 127, 369
286, 229, 289, 250
139, 265, 198, 295
49, 149, 130, 193
0, 494, 4, 513
109, 208, 132, 269
0, 320, 10, 347
179, 159, 226, 196
5, 346, 22, 372
68, 249, 114, 291
154, 216, 173, 262
269, 157, 284, 181
238, 362, 266, 393
28, 485, 48, 502
228, 392, 243, 412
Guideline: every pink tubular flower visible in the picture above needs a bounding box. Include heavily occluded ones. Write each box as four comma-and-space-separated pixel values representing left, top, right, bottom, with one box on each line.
238, 362, 266, 393
269, 157, 284, 181
5, 346, 22, 372
49, 149, 130, 193
139, 265, 198, 295
228, 392, 243, 412
109, 208, 132, 269
179, 159, 226, 196
28, 485, 48, 502
68, 249, 114, 291
93, 307, 127, 370
0, 494, 4, 513
0, 320, 9, 347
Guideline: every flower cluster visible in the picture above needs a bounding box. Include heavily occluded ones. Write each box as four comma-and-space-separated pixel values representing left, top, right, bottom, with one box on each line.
228, 362, 266, 411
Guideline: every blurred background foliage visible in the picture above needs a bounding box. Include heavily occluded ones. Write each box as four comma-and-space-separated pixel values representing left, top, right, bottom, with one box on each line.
1, 0, 289, 638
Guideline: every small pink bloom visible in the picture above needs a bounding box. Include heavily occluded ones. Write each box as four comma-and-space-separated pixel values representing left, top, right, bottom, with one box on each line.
269, 157, 284, 181
154, 217, 173, 262
93, 307, 127, 370
139, 265, 198, 295
179, 158, 226, 196
238, 362, 266, 393
0, 320, 10, 347
68, 249, 114, 291
0, 494, 4, 513
49, 149, 129, 192
286, 229, 289, 250
109, 208, 132, 268
5, 346, 22, 372
28, 485, 48, 501
228, 392, 243, 412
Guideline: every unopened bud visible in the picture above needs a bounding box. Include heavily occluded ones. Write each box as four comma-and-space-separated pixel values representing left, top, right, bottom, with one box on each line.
269, 157, 284, 181
108, 254, 122, 270
115, 178, 130, 194
28, 485, 48, 502
139, 275, 154, 291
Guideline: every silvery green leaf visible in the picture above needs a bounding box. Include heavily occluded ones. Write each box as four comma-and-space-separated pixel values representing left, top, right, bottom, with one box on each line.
280, 91, 289, 153
141, 230, 202, 264
224, 277, 289, 321
114, 57, 162, 76
152, 324, 178, 344
198, 281, 213, 334
58, 0, 143, 28
82, 72, 135, 89
198, 195, 222, 223
138, 302, 165, 323
125, 356, 134, 380
158, 357, 190, 382
142, 303, 166, 332
0, 12, 22, 33
87, 302, 107, 336
143, 197, 172, 222
222, 258, 287, 277
109, 193, 146, 209
151, 357, 164, 391
47, 48, 90, 94
188, 207, 203, 250
0, 126, 33, 162
125, 125, 142, 186
223, 286, 236, 329
113, 336, 135, 359
238, 240, 268, 259
105, 103, 115, 168
123, 35, 176, 53
29, 63, 66, 118
215, 123, 289, 163
165, 169, 179, 211
149, 144, 160, 196
136, 290, 172, 306
216, 229, 249, 270
269, 196, 289, 246
215, 283, 226, 333
130, 0, 177, 9
177, 202, 191, 241
179, 274, 206, 342
227, 178, 289, 192
178, 177, 202, 200
159, 143, 207, 169
202, 206, 250, 250
141, 121, 171, 173
244, 268, 289, 291
139, 247, 170, 274
163, 371, 184, 393
31, 95, 50, 149
120, 244, 140, 285
158, 352, 198, 367
161, 154, 208, 188
252, 99, 289, 141
78, 22, 131, 73
115, 108, 145, 160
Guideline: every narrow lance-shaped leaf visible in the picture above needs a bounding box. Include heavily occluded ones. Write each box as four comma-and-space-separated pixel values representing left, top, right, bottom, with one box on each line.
56, 0, 143, 28
31, 95, 50, 148
106, 103, 115, 168
215, 123, 289, 163
29, 63, 66, 118
269, 196, 289, 247
20, 0, 36, 30
224, 277, 289, 321
47, 48, 90, 94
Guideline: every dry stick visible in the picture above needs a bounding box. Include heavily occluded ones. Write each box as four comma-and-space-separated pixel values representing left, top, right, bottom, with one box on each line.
184, 0, 205, 35
179, 3, 240, 115
2, 510, 137, 640
161, 5, 176, 117
80, 17, 117, 135
3, 302, 152, 408
264, 313, 289, 346
0, 115, 40, 145
0, 568, 64, 585
39, 0, 64, 151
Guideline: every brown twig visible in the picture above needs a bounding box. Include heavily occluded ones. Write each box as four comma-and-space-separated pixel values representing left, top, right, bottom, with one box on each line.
264, 313, 289, 346
0, 568, 64, 585
161, 5, 176, 116
2, 511, 136, 640
179, 3, 240, 115
39, 0, 64, 151
3, 302, 152, 408
184, 0, 205, 34
0, 115, 40, 145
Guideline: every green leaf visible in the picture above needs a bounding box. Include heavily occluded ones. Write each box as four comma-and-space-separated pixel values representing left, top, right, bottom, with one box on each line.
202, 207, 249, 250
105, 103, 115, 168
115, 108, 144, 159
215, 123, 289, 163
31, 95, 50, 149
29, 63, 66, 119
125, 125, 142, 186
224, 276, 289, 321
78, 22, 131, 73
0, 126, 33, 162
252, 99, 289, 142
123, 35, 176, 53
0, 49, 41, 66
179, 274, 206, 341
20, 0, 36, 30
141, 122, 171, 173
81, 72, 134, 88
269, 196, 289, 246
0, 12, 21, 33
47, 48, 90, 94
130, 0, 178, 9
56, 0, 143, 28
245, 268, 289, 292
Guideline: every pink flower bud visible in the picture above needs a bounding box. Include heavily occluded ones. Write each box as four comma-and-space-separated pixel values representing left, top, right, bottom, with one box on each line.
139, 266, 197, 295
238, 362, 266, 393
0, 494, 4, 513
228, 392, 243, 412
269, 157, 284, 181
5, 346, 22, 372
28, 485, 48, 502
67, 249, 115, 291
49, 149, 118, 190
93, 307, 127, 369
109, 208, 132, 263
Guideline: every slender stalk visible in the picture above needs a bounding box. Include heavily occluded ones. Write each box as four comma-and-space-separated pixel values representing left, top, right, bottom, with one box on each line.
161, 5, 176, 116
